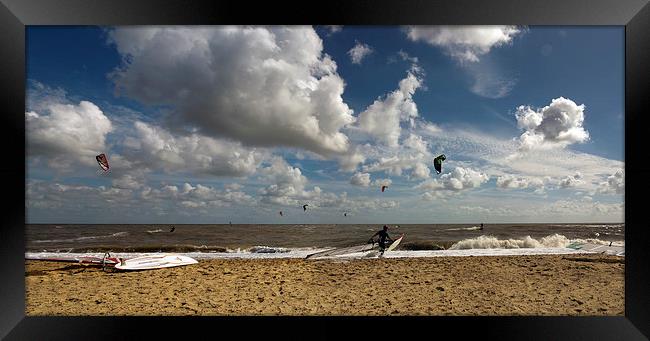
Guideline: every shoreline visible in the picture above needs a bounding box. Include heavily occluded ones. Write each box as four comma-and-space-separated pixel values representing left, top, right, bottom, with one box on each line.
26, 254, 624, 316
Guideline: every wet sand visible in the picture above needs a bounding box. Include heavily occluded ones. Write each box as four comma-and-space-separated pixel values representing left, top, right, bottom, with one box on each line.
25, 254, 624, 316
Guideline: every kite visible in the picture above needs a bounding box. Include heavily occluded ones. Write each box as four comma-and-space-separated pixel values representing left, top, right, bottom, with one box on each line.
303, 204, 309, 212
279, 211, 283, 216
433, 154, 446, 174
96, 153, 109, 172
381, 185, 388, 192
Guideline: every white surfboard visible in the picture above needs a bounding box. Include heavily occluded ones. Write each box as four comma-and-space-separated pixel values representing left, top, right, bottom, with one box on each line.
114, 254, 198, 271
386, 234, 404, 252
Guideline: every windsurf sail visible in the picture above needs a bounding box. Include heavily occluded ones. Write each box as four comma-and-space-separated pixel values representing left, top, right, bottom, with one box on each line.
306, 243, 378, 259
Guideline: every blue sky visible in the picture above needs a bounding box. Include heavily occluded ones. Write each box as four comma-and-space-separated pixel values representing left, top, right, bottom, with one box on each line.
26, 26, 624, 223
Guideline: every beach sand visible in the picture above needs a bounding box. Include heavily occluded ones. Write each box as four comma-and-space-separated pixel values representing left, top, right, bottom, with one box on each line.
25, 254, 624, 316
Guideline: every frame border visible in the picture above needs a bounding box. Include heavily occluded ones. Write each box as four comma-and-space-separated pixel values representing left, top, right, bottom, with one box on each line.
1, 0, 649, 339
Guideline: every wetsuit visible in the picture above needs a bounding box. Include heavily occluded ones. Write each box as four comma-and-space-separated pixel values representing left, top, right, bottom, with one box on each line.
373, 230, 392, 251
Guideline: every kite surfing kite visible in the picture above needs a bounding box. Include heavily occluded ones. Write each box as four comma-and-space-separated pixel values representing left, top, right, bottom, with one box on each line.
433, 154, 446, 174
279, 211, 283, 217
96, 153, 109, 172
381, 185, 388, 192
303, 204, 309, 212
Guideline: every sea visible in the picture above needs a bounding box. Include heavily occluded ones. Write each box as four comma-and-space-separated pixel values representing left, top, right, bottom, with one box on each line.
25, 223, 625, 260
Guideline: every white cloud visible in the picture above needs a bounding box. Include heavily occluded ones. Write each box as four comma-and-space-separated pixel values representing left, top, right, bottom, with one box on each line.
596, 170, 624, 195
515, 97, 590, 151
325, 25, 343, 34
350, 172, 371, 187
466, 62, 517, 99
257, 158, 320, 206
225, 183, 243, 191
363, 152, 431, 179
357, 67, 423, 147
496, 174, 548, 193
403, 133, 428, 153
417, 166, 489, 192
26, 94, 113, 169
109, 26, 355, 157
410, 163, 431, 180
125, 121, 265, 177
558, 172, 584, 189
404, 26, 523, 63
336, 146, 366, 172
348, 41, 373, 64
111, 174, 143, 190
371, 178, 392, 188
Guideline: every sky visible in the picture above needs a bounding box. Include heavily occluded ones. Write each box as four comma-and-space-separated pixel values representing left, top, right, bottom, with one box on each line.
25, 26, 625, 224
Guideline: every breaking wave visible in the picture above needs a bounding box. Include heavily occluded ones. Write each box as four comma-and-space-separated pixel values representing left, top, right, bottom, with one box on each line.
445, 226, 483, 231
449, 234, 624, 250
32, 232, 129, 244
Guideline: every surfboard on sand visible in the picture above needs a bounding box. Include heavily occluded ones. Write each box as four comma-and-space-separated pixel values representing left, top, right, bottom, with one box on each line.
114, 254, 198, 271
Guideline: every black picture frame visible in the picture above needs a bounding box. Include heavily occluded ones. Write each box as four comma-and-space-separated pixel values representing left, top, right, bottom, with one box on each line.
2, 0, 649, 339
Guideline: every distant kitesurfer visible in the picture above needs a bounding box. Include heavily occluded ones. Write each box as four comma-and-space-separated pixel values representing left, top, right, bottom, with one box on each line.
369, 225, 394, 255
229, 221, 232, 226
169, 226, 175, 233
479, 223, 484, 230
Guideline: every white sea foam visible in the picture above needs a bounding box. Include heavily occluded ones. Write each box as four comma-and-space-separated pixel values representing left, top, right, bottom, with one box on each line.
445, 226, 482, 231
449, 234, 624, 250
32, 231, 129, 243
146, 229, 164, 233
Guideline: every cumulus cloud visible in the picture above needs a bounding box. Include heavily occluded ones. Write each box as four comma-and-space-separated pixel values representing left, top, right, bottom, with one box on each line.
596, 170, 624, 195
363, 152, 431, 179
371, 178, 392, 188
404, 26, 523, 63
357, 67, 423, 147
410, 163, 431, 180
350, 172, 371, 187
124, 121, 265, 177
111, 174, 144, 190
109, 26, 355, 157
336, 146, 366, 172
257, 158, 321, 206
558, 172, 584, 189
515, 97, 590, 151
348, 41, 373, 64
403, 133, 428, 153
417, 167, 489, 192
496, 174, 547, 193
26, 91, 113, 169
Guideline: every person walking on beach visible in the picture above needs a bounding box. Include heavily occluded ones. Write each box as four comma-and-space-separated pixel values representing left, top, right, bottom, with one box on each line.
369, 225, 394, 255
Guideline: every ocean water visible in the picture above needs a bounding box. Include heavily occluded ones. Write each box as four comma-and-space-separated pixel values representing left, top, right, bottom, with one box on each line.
25, 223, 625, 258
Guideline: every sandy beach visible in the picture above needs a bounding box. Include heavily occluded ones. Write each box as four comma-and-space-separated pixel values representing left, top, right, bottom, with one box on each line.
25, 254, 624, 316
